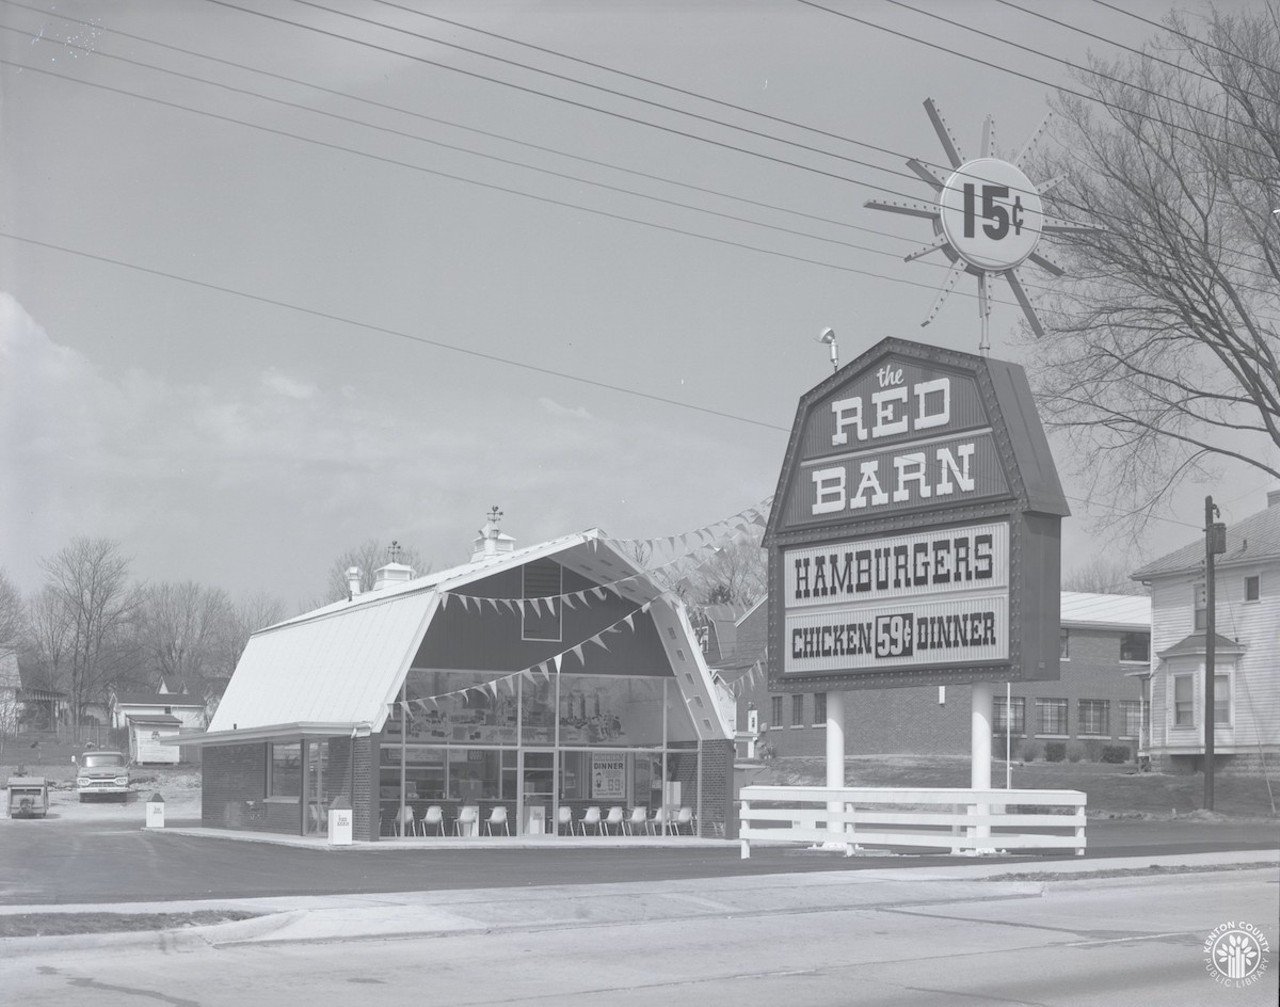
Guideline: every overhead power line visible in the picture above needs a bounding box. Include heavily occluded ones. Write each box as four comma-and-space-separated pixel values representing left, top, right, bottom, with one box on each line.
205, 0, 1274, 275
795, 0, 1270, 161
0, 229, 794, 432
2, 23, 979, 280
0, 229, 1210, 535
203, 0, 1082, 243
0, 0, 916, 245
991, 0, 1274, 104
1087, 0, 1279, 77
0, 55, 1041, 313
880, 0, 1249, 129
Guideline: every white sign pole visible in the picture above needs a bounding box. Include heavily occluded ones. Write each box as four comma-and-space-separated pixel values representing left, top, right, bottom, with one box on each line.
970, 682, 993, 846
825, 691, 845, 843
1006, 681, 1012, 790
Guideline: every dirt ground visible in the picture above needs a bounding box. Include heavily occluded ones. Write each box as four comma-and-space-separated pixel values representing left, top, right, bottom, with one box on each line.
1, 763, 202, 822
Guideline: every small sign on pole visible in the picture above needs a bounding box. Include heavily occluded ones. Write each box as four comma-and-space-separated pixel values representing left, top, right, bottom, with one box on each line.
328, 807, 353, 845
145, 794, 165, 829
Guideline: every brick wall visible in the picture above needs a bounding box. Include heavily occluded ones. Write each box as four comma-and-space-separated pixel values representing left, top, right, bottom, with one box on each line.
699, 739, 734, 838
354, 733, 377, 841
201, 742, 281, 832
733, 625, 1147, 760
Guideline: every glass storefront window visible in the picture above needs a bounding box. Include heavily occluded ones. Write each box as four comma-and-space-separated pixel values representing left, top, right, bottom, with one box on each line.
399, 669, 519, 746
269, 742, 301, 797
521, 673, 555, 745
448, 748, 504, 801
558, 675, 665, 747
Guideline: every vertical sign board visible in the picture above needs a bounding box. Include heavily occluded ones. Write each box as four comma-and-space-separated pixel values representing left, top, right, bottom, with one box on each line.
764, 338, 1068, 693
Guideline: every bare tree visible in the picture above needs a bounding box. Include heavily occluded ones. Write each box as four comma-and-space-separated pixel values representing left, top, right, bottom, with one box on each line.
0, 567, 25, 646
324, 539, 431, 601
1030, 8, 1280, 526
682, 533, 767, 608
1062, 556, 1149, 596
136, 581, 235, 697
38, 538, 139, 740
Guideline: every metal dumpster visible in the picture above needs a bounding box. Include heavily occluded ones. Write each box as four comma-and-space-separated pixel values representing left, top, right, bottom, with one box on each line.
6, 777, 50, 818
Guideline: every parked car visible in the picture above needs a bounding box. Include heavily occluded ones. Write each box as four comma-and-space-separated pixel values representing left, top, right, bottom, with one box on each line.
74, 750, 131, 802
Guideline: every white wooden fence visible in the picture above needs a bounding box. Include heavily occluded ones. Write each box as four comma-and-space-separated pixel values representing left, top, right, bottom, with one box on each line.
738, 785, 1086, 858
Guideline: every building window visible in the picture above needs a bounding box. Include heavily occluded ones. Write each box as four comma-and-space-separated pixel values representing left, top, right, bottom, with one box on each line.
770, 695, 783, 729
268, 742, 301, 798
813, 692, 827, 726
1120, 700, 1142, 738
1059, 629, 1070, 660
994, 696, 1025, 734
1194, 583, 1207, 631
1037, 698, 1068, 735
791, 694, 804, 727
1244, 575, 1260, 602
1078, 699, 1109, 736
1173, 674, 1194, 727
1120, 633, 1150, 663
1214, 673, 1231, 727
521, 560, 563, 642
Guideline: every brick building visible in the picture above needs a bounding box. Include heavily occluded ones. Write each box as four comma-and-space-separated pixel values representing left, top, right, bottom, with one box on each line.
721, 591, 1150, 761
180, 524, 732, 840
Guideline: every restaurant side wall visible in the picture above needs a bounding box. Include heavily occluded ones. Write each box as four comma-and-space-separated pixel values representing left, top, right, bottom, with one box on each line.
355, 733, 378, 841
202, 742, 279, 832
699, 739, 734, 838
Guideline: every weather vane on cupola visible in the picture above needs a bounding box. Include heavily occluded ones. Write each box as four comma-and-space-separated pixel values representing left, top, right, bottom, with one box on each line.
866, 99, 1095, 355
386, 540, 403, 563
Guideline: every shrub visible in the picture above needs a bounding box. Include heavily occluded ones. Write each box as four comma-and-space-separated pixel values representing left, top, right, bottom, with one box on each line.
1082, 739, 1104, 762
1045, 742, 1066, 762
1101, 744, 1131, 764
1021, 741, 1040, 763
1067, 744, 1085, 763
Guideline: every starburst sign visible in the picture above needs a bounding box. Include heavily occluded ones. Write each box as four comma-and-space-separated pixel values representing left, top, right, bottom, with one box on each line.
867, 99, 1093, 349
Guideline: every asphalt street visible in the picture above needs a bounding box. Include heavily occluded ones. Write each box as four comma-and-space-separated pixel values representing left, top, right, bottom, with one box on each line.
2, 867, 1275, 1006
1, 814, 1276, 904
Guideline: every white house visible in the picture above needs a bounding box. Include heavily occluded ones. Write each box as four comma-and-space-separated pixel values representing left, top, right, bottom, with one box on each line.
1132, 490, 1280, 772
112, 683, 206, 764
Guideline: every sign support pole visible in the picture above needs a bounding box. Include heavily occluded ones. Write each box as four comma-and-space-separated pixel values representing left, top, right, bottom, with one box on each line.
970, 682, 993, 845
825, 691, 845, 843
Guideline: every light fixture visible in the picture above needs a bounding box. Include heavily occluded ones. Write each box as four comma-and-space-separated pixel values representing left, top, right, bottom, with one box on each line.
815, 327, 838, 372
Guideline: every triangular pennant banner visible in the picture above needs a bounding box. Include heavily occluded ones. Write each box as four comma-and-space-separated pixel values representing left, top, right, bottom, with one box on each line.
623, 613, 634, 631
440, 592, 449, 611
572, 644, 585, 664
593, 587, 607, 601
553, 654, 563, 673
563, 593, 576, 610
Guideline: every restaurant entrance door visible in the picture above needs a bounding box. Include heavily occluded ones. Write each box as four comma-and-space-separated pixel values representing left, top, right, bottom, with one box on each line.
518, 749, 555, 836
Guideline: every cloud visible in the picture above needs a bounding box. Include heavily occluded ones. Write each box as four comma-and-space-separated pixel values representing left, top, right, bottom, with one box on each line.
537, 396, 591, 421
261, 369, 317, 400
0, 294, 779, 605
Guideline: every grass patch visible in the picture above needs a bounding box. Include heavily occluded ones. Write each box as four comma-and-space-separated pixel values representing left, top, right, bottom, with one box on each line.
982, 862, 1277, 883
0, 910, 258, 938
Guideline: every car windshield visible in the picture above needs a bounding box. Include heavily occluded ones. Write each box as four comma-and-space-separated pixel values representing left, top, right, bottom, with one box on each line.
82, 754, 125, 769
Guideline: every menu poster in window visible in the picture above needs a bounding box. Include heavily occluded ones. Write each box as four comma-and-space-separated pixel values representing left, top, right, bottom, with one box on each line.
591, 754, 626, 799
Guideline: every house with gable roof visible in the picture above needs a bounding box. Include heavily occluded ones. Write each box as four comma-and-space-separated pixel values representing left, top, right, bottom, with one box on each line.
1131, 490, 1280, 773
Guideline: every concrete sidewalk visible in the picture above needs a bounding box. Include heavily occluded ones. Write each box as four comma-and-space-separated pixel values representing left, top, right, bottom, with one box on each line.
1, 849, 1274, 958
149, 825, 735, 850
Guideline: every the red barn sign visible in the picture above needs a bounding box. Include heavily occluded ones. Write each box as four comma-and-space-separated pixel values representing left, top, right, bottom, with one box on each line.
764, 338, 1068, 691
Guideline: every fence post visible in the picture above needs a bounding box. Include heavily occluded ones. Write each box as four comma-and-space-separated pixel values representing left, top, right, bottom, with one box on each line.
740, 799, 750, 859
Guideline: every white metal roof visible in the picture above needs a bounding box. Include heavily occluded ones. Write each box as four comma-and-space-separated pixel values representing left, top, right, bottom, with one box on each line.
205, 529, 726, 740
1059, 591, 1151, 631
208, 588, 438, 734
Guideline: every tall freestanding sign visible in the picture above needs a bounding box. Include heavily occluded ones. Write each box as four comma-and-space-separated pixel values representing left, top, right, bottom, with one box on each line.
764, 339, 1068, 811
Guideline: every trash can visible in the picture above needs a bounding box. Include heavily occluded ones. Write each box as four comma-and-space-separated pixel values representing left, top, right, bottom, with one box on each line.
145, 793, 165, 829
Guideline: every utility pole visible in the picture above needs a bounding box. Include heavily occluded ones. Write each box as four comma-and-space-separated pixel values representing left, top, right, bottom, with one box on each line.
1204, 496, 1226, 810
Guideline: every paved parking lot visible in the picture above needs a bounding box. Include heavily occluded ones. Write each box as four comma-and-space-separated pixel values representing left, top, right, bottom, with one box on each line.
2, 813, 1275, 905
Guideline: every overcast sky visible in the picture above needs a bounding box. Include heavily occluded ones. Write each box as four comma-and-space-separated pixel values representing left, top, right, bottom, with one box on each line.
2, 0, 1276, 609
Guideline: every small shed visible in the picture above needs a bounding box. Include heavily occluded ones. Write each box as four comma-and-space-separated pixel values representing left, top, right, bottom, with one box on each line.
127, 714, 183, 765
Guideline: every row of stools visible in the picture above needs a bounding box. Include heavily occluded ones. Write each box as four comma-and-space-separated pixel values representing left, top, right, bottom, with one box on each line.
559, 805, 695, 835
382, 804, 697, 837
